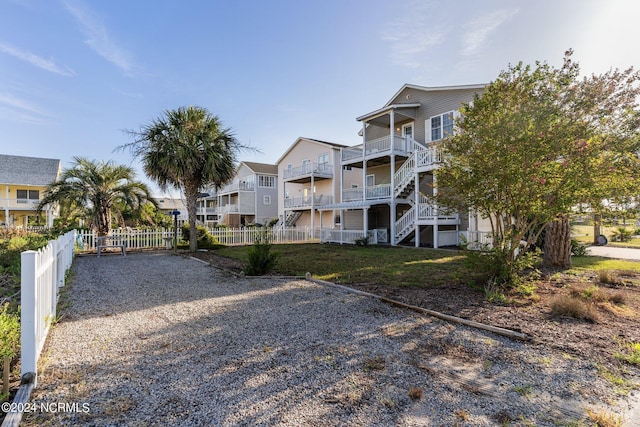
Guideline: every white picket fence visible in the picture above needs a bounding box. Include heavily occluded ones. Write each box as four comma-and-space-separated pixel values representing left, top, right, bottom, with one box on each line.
76, 228, 174, 250
75, 227, 317, 250
20, 230, 76, 380
208, 227, 317, 245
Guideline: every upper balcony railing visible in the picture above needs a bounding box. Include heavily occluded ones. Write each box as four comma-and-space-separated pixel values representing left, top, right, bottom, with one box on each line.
342, 184, 392, 202
196, 206, 218, 215
284, 194, 334, 209
341, 135, 427, 163
1, 198, 42, 210
218, 180, 255, 195
283, 162, 333, 180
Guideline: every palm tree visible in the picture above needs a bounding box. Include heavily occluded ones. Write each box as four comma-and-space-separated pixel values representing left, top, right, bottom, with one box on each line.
121, 106, 247, 252
38, 157, 155, 236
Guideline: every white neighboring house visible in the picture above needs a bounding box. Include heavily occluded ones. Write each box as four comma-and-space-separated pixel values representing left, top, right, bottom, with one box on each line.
216, 161, 279, 227
318, 83, 493, 247
156, 197, 188, 223
276, 137, 360, 231
0, 154, 61, 228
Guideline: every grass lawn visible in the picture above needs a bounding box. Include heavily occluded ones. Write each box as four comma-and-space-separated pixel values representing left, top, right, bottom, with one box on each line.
573, 224, 640, 247
215, 243, 473, 287
570, 256, 640, 272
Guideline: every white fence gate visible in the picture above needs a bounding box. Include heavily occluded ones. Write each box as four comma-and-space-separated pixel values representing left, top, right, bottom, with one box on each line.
76, 228, 174, 251
20, 230, 75, 380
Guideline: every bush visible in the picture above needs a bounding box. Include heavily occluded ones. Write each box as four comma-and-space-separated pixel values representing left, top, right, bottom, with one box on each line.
0, 303, 20, 360
181, 224, 219, 248
244, 231, 278, 276
571, 239, 587, 257
354, 236, 369, 246
463, 243, 541, 290
611, 227, 633, 242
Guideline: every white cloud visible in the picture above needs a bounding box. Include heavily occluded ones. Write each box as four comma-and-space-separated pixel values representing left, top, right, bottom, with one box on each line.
0, 41, 75, 76
381, 1, 449, 68
462, 8, 518, 56
63, 0, 136, 75
0, 92, 48, 124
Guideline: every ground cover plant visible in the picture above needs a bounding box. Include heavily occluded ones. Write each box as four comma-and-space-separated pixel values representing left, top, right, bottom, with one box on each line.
192, 243, 640, 377
207, 243, 472, 287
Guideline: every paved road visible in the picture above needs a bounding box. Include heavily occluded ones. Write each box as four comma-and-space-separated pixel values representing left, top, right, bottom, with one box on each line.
586, 245, 640, 261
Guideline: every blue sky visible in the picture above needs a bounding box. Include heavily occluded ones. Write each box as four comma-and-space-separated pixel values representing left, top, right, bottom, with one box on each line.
1, 0, 639, 196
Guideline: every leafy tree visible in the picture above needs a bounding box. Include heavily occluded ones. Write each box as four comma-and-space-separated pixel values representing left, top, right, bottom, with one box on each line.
38, 157, 155, 236
122, 106, 248, 252
435, 51, 640, 285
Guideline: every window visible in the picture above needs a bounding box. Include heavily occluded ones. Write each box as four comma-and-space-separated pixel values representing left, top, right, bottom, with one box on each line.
263, 195, 271, 205
428, 111, 456, 141
430, 116, 441, 141
317, 153, 329, 165
258, 175, 276, 188
17, 189, 39, 203
402, 123, 413, 140
366, 174, 375, 187
302, 159, 311, 173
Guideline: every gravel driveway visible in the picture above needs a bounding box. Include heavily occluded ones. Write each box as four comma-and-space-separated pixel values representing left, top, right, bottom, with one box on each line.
21, 252, 639, 426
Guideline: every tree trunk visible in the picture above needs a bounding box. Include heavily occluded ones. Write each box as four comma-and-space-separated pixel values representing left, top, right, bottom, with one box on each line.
97, 203, 111, 237
593, 213, 601, 245
185, 184, 199, 252
543, 214, 572, 268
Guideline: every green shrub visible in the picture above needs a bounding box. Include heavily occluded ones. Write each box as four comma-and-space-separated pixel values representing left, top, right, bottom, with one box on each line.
611, 227, 633, 242
181, 224, 219, 247
463, 243, 541, 290
354, 236, 369, 246
0, 303, 20, 360
244, 231, 278, 276
571, 239, 587, 257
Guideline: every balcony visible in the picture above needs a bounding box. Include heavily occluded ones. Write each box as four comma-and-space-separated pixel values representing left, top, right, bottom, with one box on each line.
218, 180, 255, 195
196, 206, 218, 216
218, 204, 239, 216
284, 195, 334, 209
342, 184, 392, 202
283, 162, 333, 183
1, 198, 42, 210
341, 136, 426, 163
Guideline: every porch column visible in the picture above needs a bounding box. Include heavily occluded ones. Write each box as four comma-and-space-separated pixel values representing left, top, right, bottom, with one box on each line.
4, 185, 9, 225
282, 180, 287, 226
390, 109, 396, 246
310, 174, 315, 231
415, 169, 420, 247
363, 207, 368, 239
340, 209, 344, 245
433, 174, 439, 249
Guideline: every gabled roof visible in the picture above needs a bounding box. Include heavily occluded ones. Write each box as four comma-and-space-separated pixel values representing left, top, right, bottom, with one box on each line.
356, 83, 487, 123
384, 83, 486, 108
0, 154, 61, 186
275, 137, 347, 165
156, 198, 186, 211
242, 161, 278, 175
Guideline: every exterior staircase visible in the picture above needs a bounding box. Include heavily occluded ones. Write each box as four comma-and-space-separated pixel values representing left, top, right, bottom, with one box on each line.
285, 211, 303, 227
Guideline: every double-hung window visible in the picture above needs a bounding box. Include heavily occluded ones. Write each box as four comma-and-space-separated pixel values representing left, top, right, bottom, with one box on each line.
17, 189, 39, 203
258, 175, 276, 188
427, 111, 457, 142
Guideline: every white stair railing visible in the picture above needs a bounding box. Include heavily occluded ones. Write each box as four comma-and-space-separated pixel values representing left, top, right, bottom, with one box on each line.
416, 147, 442, 170
394, 206, 416, 241
393, 152, 416, 197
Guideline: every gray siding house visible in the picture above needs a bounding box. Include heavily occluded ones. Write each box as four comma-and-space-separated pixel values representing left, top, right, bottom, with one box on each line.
319, 83, 489, 247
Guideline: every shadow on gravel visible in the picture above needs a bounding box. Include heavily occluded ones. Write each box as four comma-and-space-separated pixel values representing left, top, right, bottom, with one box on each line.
21, 253, 628, 426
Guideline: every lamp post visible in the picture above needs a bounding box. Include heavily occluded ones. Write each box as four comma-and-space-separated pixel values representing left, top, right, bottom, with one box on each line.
170, 210, 180, 252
